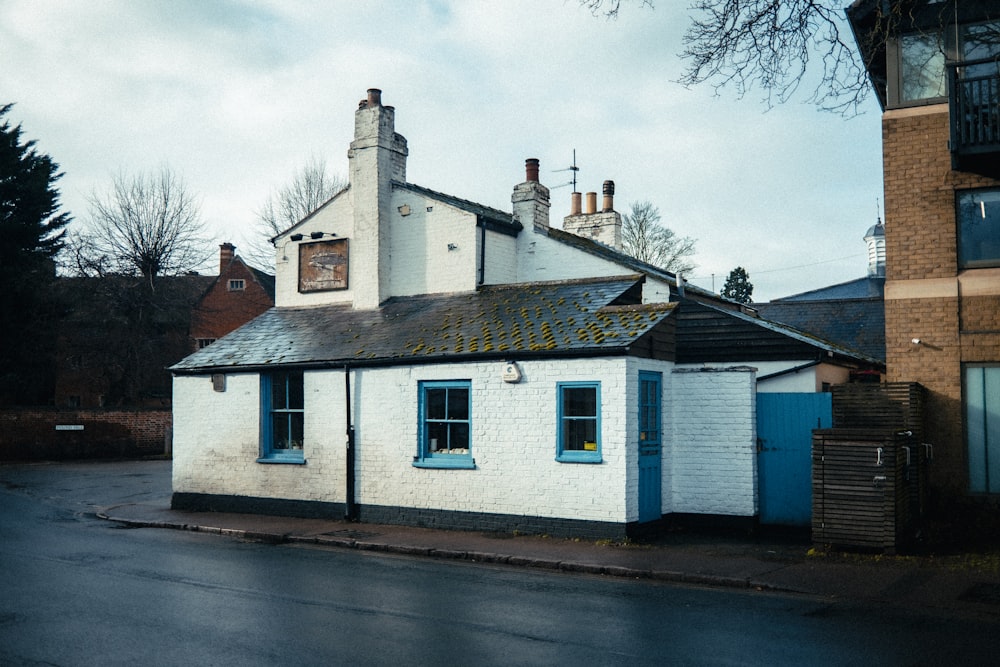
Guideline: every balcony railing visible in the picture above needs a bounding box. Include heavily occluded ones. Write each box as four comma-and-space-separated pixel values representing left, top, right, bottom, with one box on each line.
949, 57, 1000, 177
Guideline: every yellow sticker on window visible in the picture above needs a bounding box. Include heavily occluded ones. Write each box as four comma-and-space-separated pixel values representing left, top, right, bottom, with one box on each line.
583, 441, 597, 451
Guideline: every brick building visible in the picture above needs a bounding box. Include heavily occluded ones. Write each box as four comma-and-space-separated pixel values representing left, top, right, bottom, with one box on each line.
189, 243, 275, 350
170, 89, 880, 538
849, 1, 1000, 500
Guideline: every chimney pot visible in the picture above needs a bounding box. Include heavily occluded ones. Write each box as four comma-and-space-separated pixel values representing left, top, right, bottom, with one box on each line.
602, 180, 615, 212
367, 88, 382, 107
585, 192, 597, 215
525, 158, 540, 183
570, 192, 582, 216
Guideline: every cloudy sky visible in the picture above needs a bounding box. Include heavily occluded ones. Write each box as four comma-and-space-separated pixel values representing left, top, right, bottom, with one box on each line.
1, 0, 884, 301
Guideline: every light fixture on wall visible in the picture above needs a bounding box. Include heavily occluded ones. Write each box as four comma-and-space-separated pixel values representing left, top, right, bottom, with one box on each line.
448, 243, 458, 251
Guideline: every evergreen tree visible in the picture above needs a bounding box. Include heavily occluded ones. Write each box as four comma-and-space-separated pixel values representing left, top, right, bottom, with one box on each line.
721, 266, 753, 304
0, 103, 72, 404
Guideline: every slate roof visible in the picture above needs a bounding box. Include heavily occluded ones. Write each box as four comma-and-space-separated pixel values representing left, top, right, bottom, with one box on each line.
753, 298, 886, 362
171, 275, 676, 373
770, 276, 884, 302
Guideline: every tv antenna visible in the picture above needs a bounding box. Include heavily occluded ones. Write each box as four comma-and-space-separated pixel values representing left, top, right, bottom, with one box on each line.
552, 149, 580, 190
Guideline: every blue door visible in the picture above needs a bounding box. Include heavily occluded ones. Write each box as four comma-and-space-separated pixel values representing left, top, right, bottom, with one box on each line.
756, 392, 832, 527
638, 372, 662, 523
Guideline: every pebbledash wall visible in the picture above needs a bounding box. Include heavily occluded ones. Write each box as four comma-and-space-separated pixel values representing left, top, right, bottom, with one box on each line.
172, 358, 757, 537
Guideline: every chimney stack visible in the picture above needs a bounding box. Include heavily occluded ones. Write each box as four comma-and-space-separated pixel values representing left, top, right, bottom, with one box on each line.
602, 180, 615, 212
585, 192, 597, 215
570, 191, 582, 216
366, 88, 381, 107
219, 242, 235, 274
512, 158, 551, 228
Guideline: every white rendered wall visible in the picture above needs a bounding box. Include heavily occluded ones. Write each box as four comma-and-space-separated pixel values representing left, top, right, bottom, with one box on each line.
273, 194, 355, 308
388, 191, 479, 297
669, 366, 757, 516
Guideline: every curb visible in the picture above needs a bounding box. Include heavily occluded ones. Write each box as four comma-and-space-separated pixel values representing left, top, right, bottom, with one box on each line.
98, 510, 788, 594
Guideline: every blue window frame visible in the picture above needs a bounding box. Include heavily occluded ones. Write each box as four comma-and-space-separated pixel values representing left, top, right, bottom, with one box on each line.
557, 381, 601, 463
259, 371, 305, 463
966, 365, 1000, 494
415, 380, 474, 469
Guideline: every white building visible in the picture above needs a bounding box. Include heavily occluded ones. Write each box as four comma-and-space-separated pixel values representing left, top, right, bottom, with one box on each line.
171, 89, 880, 537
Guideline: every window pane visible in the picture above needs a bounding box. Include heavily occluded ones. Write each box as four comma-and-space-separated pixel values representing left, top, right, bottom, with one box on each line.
289, 412, 304, 450
958, 190, 1000, 268
287, 371, 304, 409
272, 414, 291, 450
426, 388, 446, 420
427, 421, 448, 452
271, 375, 286, 409
563, 387, 596, 417
447, 387, 469, 420
564, 418, 597, 451
449, 423, 470, 452
901, 32, 946, 102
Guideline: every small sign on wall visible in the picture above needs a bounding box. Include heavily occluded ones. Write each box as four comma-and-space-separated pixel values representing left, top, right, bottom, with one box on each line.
299, 239, 349, 292
55, 425, 84, 431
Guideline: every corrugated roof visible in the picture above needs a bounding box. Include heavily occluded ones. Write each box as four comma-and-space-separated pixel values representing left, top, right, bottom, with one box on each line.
171, 275, 676, 373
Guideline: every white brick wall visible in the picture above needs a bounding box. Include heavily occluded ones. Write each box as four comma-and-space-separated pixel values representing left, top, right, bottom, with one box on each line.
669, 366, 757, 516
174, 357, 668, 524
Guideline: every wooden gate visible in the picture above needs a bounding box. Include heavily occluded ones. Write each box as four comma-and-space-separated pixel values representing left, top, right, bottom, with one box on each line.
757, 393, 832, 527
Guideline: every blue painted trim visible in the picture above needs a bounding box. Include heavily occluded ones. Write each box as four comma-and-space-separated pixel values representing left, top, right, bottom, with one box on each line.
256, 456, 307, 465
556, 381, 602, 463
412, 458, 476, 470
416, 379, 473, 467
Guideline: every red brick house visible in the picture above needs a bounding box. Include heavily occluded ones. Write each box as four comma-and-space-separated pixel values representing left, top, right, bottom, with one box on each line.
189, 243, 275, 351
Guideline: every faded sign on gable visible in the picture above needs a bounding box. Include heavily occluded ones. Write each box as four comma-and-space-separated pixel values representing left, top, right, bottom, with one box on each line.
299, 239, 349, 292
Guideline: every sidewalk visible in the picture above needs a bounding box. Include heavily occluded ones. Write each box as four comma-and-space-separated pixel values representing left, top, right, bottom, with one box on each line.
99, 502, 1000, 618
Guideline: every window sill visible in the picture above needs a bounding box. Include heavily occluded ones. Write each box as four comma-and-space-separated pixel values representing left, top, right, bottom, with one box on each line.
257, 455, 306, 465
556, 453, 602, 464
412, 457, 476, 470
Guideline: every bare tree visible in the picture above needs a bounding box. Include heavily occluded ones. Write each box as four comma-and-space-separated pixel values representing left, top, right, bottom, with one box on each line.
582, 1, 963, 115
247, 155, 347, 268
80, 166, 207, 286
621, 200, 697, 275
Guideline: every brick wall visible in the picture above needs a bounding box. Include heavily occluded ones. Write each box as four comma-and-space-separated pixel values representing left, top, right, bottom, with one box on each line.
0, 408, 170, 460
882, 105, 1000, 497
189, 259, 273, 344
174, 355, 761, 530
670, 366, 757, 516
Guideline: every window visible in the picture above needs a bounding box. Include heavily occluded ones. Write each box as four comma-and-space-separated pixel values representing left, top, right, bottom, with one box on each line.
557, 382, 601, 463
900, 31, 947, 103
196, 338, 216, 349
639, 373, 661, 450
228, 279, 245, 291
957, 189, 1000, 268
259, 371, 305, 463
966, 365, 1000, 494
415, 380, 473, 469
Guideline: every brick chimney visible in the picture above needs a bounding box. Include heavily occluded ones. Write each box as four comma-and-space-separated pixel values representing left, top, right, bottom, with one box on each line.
219, 243, 235, 274
512, 158, 551, 228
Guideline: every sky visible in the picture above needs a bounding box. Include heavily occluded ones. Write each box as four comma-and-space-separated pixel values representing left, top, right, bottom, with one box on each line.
0, 0, 885, 302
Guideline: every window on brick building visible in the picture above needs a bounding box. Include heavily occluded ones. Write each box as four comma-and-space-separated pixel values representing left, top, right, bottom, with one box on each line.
965, 365, 1000, 494
414, 380, 473, 469
556, 382, 601, 463
228, 279, 245, 291
957, 188, 1000, 268
259, 370, 305, 463
197, 338, 216, 349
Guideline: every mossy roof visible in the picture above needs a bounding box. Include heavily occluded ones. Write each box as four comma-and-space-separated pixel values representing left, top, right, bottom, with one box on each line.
171, 274, 676, 373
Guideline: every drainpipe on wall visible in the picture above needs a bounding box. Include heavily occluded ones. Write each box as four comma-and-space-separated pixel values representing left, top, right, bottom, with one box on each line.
345, 365, 357, 521
478, 216, 486, 286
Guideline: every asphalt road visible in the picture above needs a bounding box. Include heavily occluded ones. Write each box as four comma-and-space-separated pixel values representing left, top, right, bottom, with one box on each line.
2, 461, 1000, 666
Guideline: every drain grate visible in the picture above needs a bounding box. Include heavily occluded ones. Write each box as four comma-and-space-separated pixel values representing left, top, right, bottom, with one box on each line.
321, 529, 380, 540
960, 582, 1000, 605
